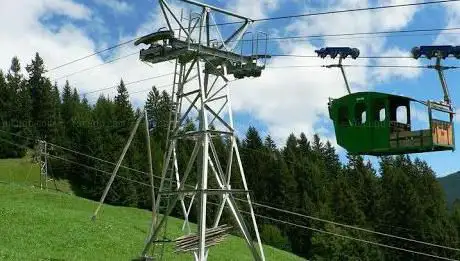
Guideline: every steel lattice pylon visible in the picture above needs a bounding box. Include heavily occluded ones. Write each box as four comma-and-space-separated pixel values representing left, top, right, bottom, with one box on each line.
137, 0, 269, 260
38, 140, 48, 190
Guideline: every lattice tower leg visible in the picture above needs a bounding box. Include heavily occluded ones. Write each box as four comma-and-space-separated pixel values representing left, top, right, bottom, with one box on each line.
39, 140, 48, 190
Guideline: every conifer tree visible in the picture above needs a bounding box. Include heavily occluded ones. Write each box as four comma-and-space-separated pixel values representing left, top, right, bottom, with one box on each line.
7, 57, 32, 146
26, 53, 55, 140
111, 79, 138, 206
0, 57, 28, 157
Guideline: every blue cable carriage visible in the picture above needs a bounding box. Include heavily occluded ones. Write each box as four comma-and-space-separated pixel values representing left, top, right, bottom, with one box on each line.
315, 47, 360, 59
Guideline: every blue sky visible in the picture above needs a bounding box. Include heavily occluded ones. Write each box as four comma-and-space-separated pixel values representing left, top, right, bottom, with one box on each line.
1, 0, 460, 176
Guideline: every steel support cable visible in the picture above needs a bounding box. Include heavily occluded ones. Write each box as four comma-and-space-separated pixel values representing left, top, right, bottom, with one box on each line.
237, 144, 460, 250
80, 73, 174, 96
0, 135, 152, 188
2, 129, 457, 251
46, 154, 151, 188
122, 75, 202, 96
30, 135, 189, 187
57, 52, 420, 83
202, 199, 459, 261
45, 0, 459, 73
20, 133, 460, 252
243, 213, 460, 261
79, 65, 197, 97
266, 64, 460, 69
243, 199, 460, 252
0, 137, 455, 261
47, 38, 138, 72
9, 133, 454, 261
48, 45, 449, 84
54, 51, 139, 81
48, 142, 173, 184
1, 137, 459, 261
271, 54, 414, 59
238, 26, 460, 43
48, 28, 460, 82
249, 28, 460, 43
0, 134, 154, 188
1, 131, 459, 253
46, 27, 460, 80
129, 83, 174, 95
343, 64, 452, 68
236, 150, 452, 239
48, 143, 149, 175
0, 129, 173, 184
255, 0, 460, 22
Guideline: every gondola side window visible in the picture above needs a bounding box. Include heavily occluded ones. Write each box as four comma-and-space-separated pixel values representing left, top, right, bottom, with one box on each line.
338, 106, 350, 126
373, 101, 386, 122
379, 108, 386, 121
355, 103, 367, 125
396, 106, 408, 124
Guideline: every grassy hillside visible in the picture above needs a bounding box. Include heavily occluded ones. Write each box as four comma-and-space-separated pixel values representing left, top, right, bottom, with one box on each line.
0, 159, 304, 261
0, 157, 39, 184
0, 156, 73, 193
438, 171, 460, 207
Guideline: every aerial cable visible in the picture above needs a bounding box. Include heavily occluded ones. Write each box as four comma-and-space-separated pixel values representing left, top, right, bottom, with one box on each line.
5, 130, 453, 260
2, 129, 457, 253
47, 26, 460, 81
47, 153, 150, 187
50, 52, 413, 83
0, 135, 454, 261
80, 73, 174, 96
266, 64, 460, 69
253, 28, 460, 43
47, 53, 422, 84
45, 0, 458, 73
271, 54, 414, 59
255, 0, 460, 22
49, 26, 460, 82
47, 38, 137, 72
54, 51, 139, 81
245, 199, 460, 252
0, 134, 156, 188
238, 144, 460, 244
244, 213, 460, 261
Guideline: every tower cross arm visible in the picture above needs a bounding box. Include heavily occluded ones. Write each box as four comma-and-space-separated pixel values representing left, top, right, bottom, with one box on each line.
179, 0, 253, 21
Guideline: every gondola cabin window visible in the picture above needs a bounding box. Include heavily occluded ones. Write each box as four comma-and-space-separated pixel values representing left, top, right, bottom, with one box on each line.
396, 106, 408, 124
372, 100, 386, 124
338, 106, 349, 126
354, 102, 367, 125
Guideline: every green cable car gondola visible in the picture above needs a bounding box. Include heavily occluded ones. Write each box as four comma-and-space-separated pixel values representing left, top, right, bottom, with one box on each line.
316, 46, 456, 156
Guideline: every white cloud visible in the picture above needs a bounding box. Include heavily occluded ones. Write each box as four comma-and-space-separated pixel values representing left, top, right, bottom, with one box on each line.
436, 1, 460, 44
49, 1, 183, 104
0, 0, 165, 108
93, 0, 133, 14
284, 0, 421, 86
226, 0, 280, 19
456, 109, 460, 122
44, 0, 92, 19
372, 48, 422, 82
0, 0, 94, 76
230, 43, 349, 143
375, 0, 420, 30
